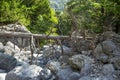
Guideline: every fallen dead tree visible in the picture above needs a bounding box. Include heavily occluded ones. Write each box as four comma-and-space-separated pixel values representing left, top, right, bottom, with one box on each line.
0, 32, 69, 40
0, 32, 93, 40
0, 32, 94, 64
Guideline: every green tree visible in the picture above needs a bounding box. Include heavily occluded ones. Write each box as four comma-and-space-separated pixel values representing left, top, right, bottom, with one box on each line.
61, 0, 120, 33
0, 0, 58, 34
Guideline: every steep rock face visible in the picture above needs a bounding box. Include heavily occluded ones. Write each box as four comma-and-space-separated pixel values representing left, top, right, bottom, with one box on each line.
50, 0, 69, 11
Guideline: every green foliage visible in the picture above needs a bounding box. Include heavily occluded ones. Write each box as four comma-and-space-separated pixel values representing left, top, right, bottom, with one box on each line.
60, 0, 120, 33
56, 11, 72, 35
0, 0, 58, 34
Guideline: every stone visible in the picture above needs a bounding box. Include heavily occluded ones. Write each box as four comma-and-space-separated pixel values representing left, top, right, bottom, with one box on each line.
93, 44, 103, 58
39, 68, 55, 80
69, 55, 93, 71
81, 50, 91, 56
102, 40, 117, 55
72, 40, 90, 52
0, 69, 6, 73
79, 75, 115, 80
0, 52, 17, 72
114, 59, 120, 70
99, 31, 116, 42
3, 46, 15, 56
6, 41, 20, 52
66, 72, 80, 80
15, 24, 30, 33
79, 76, 91, 80
54, 45, 73, 55
46, 61, 61, 73
0, 42, 4, 52
5, 65, 42, 80
102, 64, 115, 75
59, 55, 71, 64
56, 67, 73, 80
113, 70, 120, 79
0, 73, 7, 80
4, 41, 20, 56
99, 53, 109, 63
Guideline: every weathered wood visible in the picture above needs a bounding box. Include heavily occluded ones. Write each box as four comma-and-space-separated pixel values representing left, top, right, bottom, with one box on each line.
0, 32, 69, 40
0, 32, 93, 40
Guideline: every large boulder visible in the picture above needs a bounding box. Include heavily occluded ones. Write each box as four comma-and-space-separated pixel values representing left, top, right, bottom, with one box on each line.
94, 40, 119, 57
66, 72, 80, 80
6, 65, 42, 80
56, 67, 73, 80
46, 60, 61, 73
39, 68, 55, 80
69, 54, 94, 73
3, 41, 20, 56
102, 64, 115, 75
102, 40, 117, 55
93, 39, 120, 64
0, 52, 17, 72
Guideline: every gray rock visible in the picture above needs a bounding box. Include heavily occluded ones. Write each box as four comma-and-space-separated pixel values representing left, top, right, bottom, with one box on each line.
14, 50, 31, 63
4, 41, 20, 56
39, 68, 55, 80
0, 73, 7, 80
3, 46, 15, 56
15, 24, 30, 33
59, 55, 70, 64
66, 72, 80, 80
99, 53, 108, 63
0, 52, 17, 72
69, 55, 94, 71
6, 65, 42, 80
79, 75, 114, 80
102, 64, 115, 75
0, 69, 6, 73
99, 31, 116, 42
93, 44, 104, 58
0, 24, 30, 33
57, 67, 73, 80
6, 41, 20, 52
113, 70, 120, 79
0, 42, 4, 52
79, 76, 91, 80
72, 40, 90, 52
114, 59, 120, 70
54, 45, 73, 55
0, 24, 31, 47
46, 61, 61, 73
102, 40, 117, 55
81, 50, 91, 56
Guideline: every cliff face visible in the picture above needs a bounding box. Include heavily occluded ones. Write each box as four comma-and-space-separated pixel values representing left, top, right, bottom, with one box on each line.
50, 0, 69, 11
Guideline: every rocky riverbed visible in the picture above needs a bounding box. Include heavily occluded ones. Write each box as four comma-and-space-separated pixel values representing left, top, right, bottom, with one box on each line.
0, 24, 120, 80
